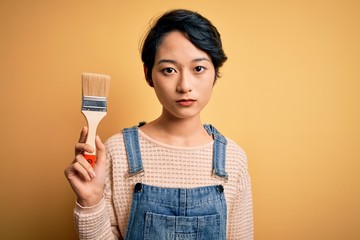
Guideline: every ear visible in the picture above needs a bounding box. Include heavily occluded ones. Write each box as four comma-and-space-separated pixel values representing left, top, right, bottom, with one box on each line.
143, 64, 154, 87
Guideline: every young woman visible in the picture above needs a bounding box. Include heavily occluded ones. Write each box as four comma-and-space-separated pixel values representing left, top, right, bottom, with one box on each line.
65, 9, 253, 240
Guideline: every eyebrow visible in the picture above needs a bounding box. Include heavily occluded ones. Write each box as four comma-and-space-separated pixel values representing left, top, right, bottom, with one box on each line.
156, 57, 210, 65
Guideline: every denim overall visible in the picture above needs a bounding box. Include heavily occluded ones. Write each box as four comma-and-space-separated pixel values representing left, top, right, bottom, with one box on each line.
123, 124, 228, 240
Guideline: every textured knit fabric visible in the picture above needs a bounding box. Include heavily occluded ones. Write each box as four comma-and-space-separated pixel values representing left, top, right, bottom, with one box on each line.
74, 128, 254, 240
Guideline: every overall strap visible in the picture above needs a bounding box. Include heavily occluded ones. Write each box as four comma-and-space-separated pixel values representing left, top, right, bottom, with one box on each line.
204, 124, 228, 182
122, 126, 144, 177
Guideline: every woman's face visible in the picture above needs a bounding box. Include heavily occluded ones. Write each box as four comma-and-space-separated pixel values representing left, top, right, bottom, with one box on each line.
151, 31, 216, 120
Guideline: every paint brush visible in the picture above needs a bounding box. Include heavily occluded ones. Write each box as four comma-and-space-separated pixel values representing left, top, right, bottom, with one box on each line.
81, 73, 110, 166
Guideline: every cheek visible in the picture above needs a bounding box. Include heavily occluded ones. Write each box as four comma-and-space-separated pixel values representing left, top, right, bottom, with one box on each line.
153, 82, 171, 103
205, 86, 214, 99
201, 80, 214, 94
198, 85, 214, 105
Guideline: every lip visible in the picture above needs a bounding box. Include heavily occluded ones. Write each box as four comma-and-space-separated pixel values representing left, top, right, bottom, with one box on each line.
176, 99, 196, 106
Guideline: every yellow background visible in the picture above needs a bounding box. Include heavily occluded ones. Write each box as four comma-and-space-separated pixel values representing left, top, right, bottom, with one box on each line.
1, 0, 359, 239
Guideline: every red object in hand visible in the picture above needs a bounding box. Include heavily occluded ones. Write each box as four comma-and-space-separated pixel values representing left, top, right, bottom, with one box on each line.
84, 154, 96, 166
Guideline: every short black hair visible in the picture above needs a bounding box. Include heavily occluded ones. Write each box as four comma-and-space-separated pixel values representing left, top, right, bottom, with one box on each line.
141, 9, 227, 86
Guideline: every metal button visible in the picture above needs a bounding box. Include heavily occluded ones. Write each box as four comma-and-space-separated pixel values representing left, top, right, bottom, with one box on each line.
134, 183, 142, 192
217, 185, 224, 193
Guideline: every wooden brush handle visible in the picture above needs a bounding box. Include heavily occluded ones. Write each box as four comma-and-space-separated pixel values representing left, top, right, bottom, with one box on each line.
82, 110, 107, 166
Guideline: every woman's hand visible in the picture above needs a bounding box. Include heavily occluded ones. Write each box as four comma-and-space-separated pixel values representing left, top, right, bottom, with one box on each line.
64, 126, 106, 207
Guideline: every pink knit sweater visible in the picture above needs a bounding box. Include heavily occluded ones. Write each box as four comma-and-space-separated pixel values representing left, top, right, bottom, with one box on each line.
74, 129, 253, 239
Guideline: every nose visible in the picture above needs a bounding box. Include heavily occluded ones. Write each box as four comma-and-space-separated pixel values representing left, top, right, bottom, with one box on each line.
176, 71, 192, 93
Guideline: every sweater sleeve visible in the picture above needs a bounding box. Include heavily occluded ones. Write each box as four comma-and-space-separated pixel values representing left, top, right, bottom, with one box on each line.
73, 198, 121, 239
73, 141, 122, 240
227, 171, 254, 240
226, 142, 254, 240
238, 173, 254, 240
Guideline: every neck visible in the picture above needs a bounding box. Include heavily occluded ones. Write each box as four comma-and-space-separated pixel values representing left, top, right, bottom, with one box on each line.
156, 117, 202, 136
141, 110, 211, 146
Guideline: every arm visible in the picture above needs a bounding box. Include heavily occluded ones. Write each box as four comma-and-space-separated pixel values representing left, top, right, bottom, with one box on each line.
237, 173, 254, 240
73, 196, 122, 239
226, 143, 254, 240
65, 127, 121, 239
228, 171, 254, 240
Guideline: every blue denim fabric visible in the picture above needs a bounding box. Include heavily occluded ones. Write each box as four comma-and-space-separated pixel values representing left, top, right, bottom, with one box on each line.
123, 124, 228, 240
203, 124, 228, 181
122, 127, 144, 176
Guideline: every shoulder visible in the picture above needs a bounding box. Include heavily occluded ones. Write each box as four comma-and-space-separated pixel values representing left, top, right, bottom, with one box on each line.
105, 131, 124, 143
224, 137, 251, 192
225, 137, 247, 161
104, 126, 144, 153
205, 124, 248, 164
224, 137, 249, 173
104, 132, 125, 153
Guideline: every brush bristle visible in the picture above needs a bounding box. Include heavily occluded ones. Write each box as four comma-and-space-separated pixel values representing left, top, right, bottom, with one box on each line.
82, 73, 110, 97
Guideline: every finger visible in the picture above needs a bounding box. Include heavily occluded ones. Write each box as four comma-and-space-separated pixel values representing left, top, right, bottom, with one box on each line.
72, 161, 92, 181
75, 142, 94, 156
75, 154, 96, 178
78, 126, 88, 143
64, 161, 91, 182
64, 165, 74, 179
94, 135, 106, 169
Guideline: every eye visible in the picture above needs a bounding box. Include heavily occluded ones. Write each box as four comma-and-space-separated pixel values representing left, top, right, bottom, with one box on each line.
162, 67, 177, 75
194, 66, 205, 73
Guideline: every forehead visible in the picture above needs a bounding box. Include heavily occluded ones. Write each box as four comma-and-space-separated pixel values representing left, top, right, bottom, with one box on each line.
155, 31, 210, 61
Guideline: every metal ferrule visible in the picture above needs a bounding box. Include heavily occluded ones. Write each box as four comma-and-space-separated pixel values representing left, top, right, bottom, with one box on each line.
82, 96, 107, 111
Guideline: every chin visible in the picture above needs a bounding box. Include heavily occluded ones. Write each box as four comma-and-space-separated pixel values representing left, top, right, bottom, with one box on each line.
169, 109, 203, 120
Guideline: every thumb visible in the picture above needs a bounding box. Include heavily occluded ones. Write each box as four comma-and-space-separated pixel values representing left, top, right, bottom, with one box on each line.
94, 135, 106, 170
